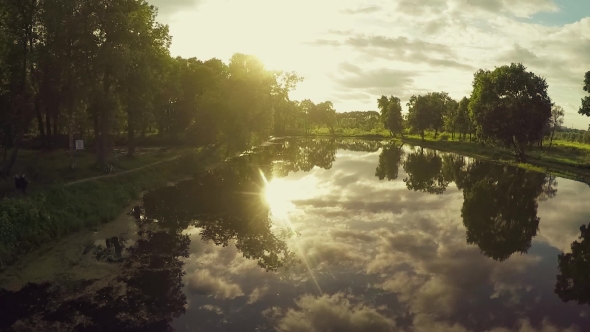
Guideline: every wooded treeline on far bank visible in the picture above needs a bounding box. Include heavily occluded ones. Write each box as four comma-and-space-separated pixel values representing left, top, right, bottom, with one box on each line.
2, 0, 590, 174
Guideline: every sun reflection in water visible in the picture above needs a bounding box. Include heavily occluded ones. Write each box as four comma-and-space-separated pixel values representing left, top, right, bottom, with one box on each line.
259, 169, 323, 295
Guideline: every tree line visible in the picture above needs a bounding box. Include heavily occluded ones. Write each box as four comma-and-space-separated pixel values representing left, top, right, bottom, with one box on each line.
376, 63, 585, 161
1, 0, 589, 175
0, 0, 345, 175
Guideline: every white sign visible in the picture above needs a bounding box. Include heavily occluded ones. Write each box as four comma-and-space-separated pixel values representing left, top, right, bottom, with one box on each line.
75, 140, 84, 151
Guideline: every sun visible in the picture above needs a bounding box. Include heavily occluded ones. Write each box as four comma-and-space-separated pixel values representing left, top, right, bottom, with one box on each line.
264, 178, 297, 218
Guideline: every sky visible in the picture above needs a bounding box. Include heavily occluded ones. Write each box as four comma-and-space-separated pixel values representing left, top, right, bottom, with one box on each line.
151, 0, 590, 130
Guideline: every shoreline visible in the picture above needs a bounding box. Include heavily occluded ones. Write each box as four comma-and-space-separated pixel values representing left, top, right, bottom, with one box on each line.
284, 134, 590, 184
0, 144, 225, 270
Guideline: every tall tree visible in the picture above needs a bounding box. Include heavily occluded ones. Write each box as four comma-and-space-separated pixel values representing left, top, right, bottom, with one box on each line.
578, 71, 590, 117
377, 95, 404, 137
455, 97, 472, 141
469, 63, 552, 161
407, 95, 431, 141
548, 105, 565, 149
0, 0, 39, 175
310, 101, 337, 134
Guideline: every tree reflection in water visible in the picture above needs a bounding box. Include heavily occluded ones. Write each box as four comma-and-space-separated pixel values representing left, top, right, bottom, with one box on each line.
0, 223, 190, 330
556, 223, 590, 305
458, 162, 547, 261
403, 148, 449, 194
142, 158, 299, 272
390, 147, 558, 262
1, 139, 348, 330
270, 138, 337, 177
375, 142, 405, 181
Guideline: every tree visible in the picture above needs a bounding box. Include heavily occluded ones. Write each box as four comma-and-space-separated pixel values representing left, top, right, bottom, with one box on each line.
458, 162, 547, 261
377, 95, 403, 137
469, 63, 552, 161
375, 142, 405, 181
0, 0, 39, 175
310, 101, 337, 134
403, 148, 449, 194
556, 223, 590, 305
407, 95, 431, 141
548, 105, 565, 149
116, 1, 171, 157
455, 97, 472, 141
429, 92, 455, 139
578, 71, 590, 117
407, 92, 454, 140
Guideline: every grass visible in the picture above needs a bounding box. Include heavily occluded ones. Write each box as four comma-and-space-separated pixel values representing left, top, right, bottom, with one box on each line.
400, 135, 590, 183
0, 146, 191, 198
295, 127, 590, 183
0, 144, 225, 269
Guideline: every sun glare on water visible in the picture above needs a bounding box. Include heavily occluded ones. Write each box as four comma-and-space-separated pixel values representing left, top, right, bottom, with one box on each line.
263, 176, 317, 219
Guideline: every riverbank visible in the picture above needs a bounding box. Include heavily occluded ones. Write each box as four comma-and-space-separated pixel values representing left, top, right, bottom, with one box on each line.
295, 132, 590, 183
0, 144, 225, 269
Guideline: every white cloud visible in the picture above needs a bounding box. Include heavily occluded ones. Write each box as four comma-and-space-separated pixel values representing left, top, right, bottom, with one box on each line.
186, 269, 244, 299
273, 293, 397, 332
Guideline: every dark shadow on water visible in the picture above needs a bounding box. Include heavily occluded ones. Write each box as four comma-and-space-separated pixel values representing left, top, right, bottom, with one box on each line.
1, 138, 359, 330
556, 222, 590, 305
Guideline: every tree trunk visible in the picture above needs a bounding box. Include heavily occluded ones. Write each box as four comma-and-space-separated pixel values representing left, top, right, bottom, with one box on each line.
434, 129, 438, 139
45, 109, 52, 147
53, 112, 58, 142
98, 67, 112, 165
128, 107, 135, 157
93, 111, 99, 154
35, 97, 45, 143
549, 130, 555, 150
2, 128, 24, 176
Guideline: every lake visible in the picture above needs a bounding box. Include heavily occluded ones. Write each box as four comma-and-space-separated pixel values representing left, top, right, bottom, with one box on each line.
2, 138, 590, 331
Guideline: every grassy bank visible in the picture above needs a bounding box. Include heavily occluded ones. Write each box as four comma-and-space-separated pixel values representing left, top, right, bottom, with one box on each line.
398, 135, 590, 183
0, 145, 224, 268
297, 129, 590, 183
0, 146, 192, 198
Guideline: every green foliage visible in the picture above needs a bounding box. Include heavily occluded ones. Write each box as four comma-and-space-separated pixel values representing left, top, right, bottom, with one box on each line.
579, 71, 590, 117
455, 97, 473, 139
407, 92, 456, 140
469, 63, 552, 160
377, 96, 404, 137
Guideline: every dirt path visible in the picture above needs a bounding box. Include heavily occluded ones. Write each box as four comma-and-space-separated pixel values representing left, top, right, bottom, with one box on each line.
63, 155, 181, 187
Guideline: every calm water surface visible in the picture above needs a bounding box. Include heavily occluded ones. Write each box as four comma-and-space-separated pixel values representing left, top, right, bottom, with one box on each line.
2, 138, 590, 331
